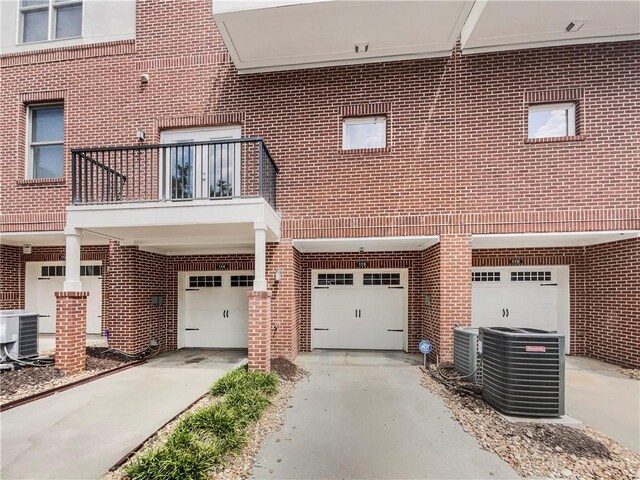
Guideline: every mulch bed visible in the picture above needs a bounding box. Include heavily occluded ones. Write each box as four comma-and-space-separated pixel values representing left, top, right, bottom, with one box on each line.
620, 368, 640, 381
422, 366, 640, 480
1, 347, 138, 406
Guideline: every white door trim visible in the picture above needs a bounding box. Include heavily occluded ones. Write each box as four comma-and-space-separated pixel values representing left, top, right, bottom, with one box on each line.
310, 268, 409, 352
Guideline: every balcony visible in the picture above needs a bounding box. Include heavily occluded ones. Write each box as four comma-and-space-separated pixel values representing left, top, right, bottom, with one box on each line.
71, 137, 278, 208
66, 138, 281, 256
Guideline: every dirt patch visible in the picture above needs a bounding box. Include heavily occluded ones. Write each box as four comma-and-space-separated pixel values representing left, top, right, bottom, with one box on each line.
421, 367, 640, 480
271, 357, 306, 382
1, 347, 138, 406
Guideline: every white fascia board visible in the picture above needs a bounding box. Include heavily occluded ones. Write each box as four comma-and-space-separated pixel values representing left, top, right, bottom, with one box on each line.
233, 50, 455, 74
461, 34, 640, 56
213, 0, 329, 15
460, 0, 488, 50
293, 235, 439, 253
66, 199, 281, 239
472, 230, 640, 249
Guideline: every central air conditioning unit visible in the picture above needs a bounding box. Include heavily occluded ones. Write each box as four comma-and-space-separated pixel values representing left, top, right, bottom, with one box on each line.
0, 310, 39, 362
453, 326, 481, 383
480, 327, 565, 417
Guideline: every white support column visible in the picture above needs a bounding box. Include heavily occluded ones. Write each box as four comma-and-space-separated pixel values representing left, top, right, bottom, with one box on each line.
63, 227, 83, 292
254, 221, 268, 291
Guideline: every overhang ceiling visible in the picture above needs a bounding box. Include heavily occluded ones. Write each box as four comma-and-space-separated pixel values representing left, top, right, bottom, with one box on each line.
293, 236, 439, 253
0, 231, 108, 247
461, 0, 640, 54
213, 0, 640, 74
472, 231, 639, 249
213, 0, 473, 73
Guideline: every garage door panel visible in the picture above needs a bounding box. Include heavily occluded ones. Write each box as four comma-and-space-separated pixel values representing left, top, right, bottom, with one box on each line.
181, 272, 251, 348
312, 271, 406, 351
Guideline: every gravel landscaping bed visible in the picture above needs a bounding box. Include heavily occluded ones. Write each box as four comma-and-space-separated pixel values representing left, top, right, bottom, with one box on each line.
1, 347, 138, 406
421, 367, 640, 480
103, 358, 307, 480
619, 368, 640, 381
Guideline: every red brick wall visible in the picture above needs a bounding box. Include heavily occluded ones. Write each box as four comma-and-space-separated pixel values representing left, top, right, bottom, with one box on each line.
422, 244, 441, 351
1, 0, 638, 235
0, 245, 21, 309
583, 238, 639, 367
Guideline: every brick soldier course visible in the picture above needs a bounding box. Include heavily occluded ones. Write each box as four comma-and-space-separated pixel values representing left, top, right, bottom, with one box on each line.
1, 1, 638, 370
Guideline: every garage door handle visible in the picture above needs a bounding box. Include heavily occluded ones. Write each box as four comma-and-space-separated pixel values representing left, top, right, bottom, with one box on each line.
388, 286, 404, 289
38, 315, 51, 318
506, 309, 509, 317
314, 286, 329, 289
387, 329, 404, 332
185, 288, 199, 291
38, 277, 51, 280
314, 328, 329, 331
540, 283, 557, 286
185, 328, 199, 331
502, 309, 505, 317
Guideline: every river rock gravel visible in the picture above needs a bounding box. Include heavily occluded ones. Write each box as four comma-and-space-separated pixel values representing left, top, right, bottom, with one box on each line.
421, 367, 640, 480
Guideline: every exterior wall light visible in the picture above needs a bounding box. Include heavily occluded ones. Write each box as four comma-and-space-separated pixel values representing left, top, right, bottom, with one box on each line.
274, 269, 283, 282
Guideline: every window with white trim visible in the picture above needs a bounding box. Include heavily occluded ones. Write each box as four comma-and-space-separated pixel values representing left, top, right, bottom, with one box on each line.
342, 116, 386, 150
20, 0, 83, 44
528, 103, 576, 139
27, 104, 64, 179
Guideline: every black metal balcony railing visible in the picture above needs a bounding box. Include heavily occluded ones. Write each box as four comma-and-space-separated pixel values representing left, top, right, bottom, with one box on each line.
71, 138, 278, 208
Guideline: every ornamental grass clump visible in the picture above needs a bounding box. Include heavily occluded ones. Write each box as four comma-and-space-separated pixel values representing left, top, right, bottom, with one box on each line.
125, 366, 279, 480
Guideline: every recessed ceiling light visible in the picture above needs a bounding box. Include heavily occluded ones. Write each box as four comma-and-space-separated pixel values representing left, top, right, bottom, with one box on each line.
566, 21, 585, 32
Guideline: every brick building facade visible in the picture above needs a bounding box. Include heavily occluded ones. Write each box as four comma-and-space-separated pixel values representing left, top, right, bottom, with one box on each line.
1, 0, 638, 372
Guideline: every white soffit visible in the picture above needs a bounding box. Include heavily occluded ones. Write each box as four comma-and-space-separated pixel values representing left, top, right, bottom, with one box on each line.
214, 1, 473, 73
461, 0, 640, 55
293, 236, 439, 253
0, 231, 108, 247
472, 231, 640, 249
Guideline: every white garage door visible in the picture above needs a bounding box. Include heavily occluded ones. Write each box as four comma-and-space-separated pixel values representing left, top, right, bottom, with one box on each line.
472, 266, 570, 352
179, 272, 253, 348
25, 261, 103, 334
311, 270, 407, 351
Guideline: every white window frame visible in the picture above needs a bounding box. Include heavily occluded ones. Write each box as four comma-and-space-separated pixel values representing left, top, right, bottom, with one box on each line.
26, 103, 64, 179
18, 0, 84, 45
527, 102, 576, 139
342, 116, 387, 150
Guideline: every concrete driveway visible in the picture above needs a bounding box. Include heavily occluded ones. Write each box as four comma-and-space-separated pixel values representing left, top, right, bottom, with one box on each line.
252, 351, 519, 480
1, 349, 246, 480
566, 356, 640, 453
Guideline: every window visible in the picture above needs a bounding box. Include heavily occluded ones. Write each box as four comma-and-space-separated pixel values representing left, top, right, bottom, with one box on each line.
317, 273, 353, 286
472, 272, 501, 282
511, 271, 552, 282
20, 0, 83, 44
189, 276, 222, 288
528, 103, 576, 139
41, 265, 65, 277
80, 265, 101, 276
342, 116, 386, 150
27, 104, 64, 179
230, 275, 254, 287
363, 273, 401, 286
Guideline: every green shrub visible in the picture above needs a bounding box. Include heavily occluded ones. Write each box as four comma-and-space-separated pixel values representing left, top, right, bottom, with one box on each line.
211, 367, 279, 397
126, 368, 280, 480
125, 430, 220, 480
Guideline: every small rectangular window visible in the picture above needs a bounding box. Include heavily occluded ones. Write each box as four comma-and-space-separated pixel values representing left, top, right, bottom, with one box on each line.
363, 273, 401, 286
20, 0, 83, 43
510, 271, 552, 282
317, 273, 354, 286
342, 116, 386, 150
27, 104, 64, 179
41, 265, 65, 277
230, 275, 255, 287
80, 265, 101, 276
189, 276, 222, 288
528, 103, 576, 139
472, 272, 501, 282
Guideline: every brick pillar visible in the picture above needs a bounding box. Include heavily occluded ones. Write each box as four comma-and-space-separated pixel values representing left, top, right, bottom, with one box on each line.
0, 245, 22, 310
439, 233, 472, 363
247, 290, 272, 372
55, 291, 89, 374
